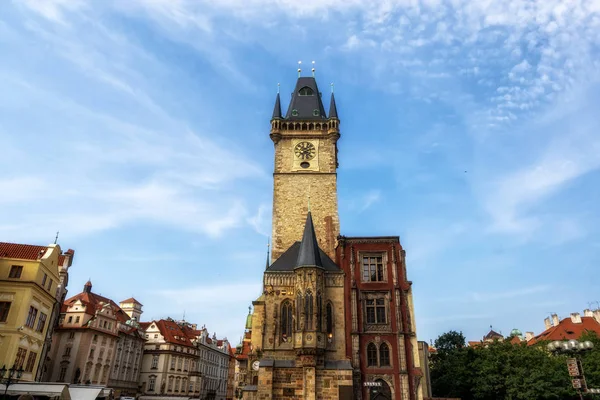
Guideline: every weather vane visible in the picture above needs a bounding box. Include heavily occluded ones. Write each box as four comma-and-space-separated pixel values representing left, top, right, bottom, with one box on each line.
312, 61, 316, 77
298, 60, 302, 77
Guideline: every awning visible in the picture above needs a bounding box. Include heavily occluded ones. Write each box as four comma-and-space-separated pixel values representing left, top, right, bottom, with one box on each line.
68, 387, 103, 400
0, 383, 71, 399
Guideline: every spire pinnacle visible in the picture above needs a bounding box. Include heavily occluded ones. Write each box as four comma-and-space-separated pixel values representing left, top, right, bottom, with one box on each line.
329, 90, 339, 119
54, 231, 59, 244
297, 60, 302, 77
311, 61, 315, 77
272, 91, 282, 119
295, 212, 323, 269
265, 241, 270, 269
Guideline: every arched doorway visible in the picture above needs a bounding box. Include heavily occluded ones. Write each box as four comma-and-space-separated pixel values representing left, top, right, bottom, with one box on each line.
369, 379, 392, 400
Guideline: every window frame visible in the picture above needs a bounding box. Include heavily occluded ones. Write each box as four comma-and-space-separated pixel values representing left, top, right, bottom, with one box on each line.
361, 253, 386, 282
280, 300, 293, 342
25, 306, 38, 329
0, 301, 11, 322
379, 342, 391, 366
9, 265, 23, 279
367, 343, 378, 367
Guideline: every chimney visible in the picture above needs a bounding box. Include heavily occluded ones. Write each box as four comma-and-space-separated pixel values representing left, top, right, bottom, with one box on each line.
525, 332, 535, 342
551, 314, 560, 326
570, 313, 582, 324
594, 310, 600, 324
584, 309, 594, 317
544, 317, 552, 330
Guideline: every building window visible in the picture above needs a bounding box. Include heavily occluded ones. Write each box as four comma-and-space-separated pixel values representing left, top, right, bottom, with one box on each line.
64, 347, 72, 356
69, 331, 75, 339
281, 301, 292, 341
58, 367, 67, 382
14, 348, 27, 368
25, 352, 37, 372
366, 298, 386, 324
362, 255, 384, 282
298, 86, 314, 96
25, 306, 38, 328
0, 302, 11, 322
151, 355, 159, 369
93, 334, 98, 342
149, 376, 156, 391
367, 343, 378, 367
296, 292, 302, 330
36, 312, 47, 332
380, 343, 390, 366
89, 348, 95, 359
42, 273, 48, 286
184, 359, 189, 371
168, 376, 174, 391
47, 278, 53, 291
316, 292, 322, 331
305, 290, 313, 330
326, 303, 333, 336
68, 316, 73, 324
9, 265, 23, 278
170, 357, 175, 370
177, 357, 183, 370
75, 316, 80, 324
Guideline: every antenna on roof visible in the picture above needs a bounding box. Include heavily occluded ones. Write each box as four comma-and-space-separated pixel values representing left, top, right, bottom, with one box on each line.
54, 231, 59, 244
277, 83, 280, 94
297, 61, 302, 77
311, 61, 315, 77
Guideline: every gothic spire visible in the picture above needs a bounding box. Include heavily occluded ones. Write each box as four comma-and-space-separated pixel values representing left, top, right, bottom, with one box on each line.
295, 212, 323, 268
272, 92, 282, 119
329, 92, 338, 119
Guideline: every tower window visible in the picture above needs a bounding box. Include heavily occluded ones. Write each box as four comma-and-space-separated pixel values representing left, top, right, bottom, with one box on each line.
367, 343, 378, 367
366, 298, 386, 324
305, 290, 313, 330
362, 255, 385, 282
281, 300, 293, 341
380, 343, 390, 366
298, 86, 314, 96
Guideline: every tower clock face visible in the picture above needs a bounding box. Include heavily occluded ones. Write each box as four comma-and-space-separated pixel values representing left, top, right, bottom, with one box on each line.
294, 141, 316, 160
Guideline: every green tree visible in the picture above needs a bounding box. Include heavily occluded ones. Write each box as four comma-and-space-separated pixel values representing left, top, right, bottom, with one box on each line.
431, 331, 475, 400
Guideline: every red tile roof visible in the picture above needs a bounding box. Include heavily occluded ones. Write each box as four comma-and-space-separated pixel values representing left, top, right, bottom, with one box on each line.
529, 316, 600, 345
120, 297, 143, 306
0, 242, 48, 260
154, 319, 197, 348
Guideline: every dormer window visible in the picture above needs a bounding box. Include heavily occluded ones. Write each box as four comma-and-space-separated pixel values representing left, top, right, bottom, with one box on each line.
298, 86, 314, 96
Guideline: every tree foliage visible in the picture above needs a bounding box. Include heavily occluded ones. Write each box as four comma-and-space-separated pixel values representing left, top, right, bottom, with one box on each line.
430, 330, 600, 400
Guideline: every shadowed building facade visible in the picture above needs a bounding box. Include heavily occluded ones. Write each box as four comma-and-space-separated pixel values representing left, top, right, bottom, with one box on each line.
243, 72, 426, 400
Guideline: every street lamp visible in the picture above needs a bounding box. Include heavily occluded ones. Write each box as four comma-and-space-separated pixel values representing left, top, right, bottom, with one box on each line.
0, 365, 24, 400
547, 340, 596, 398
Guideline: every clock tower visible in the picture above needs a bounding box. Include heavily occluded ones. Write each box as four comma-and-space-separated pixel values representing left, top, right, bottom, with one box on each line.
269, 76, 340, 262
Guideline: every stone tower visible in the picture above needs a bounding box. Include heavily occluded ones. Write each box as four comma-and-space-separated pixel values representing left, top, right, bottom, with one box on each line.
269, 77, 340, 262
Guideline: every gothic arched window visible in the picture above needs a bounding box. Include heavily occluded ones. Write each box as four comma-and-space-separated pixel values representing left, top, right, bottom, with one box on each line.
305, 290, 313, 330
326, 303, 333, 335
380, 342, 390, 366
316, 292, 322, 331
281, 301, 293, 341
367, 343, 378, 367
296, 292, 302, 330
298, 86, 314, 96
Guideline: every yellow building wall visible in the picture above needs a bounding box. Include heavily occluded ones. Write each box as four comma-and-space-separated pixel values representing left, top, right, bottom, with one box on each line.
0, 244, 61, 381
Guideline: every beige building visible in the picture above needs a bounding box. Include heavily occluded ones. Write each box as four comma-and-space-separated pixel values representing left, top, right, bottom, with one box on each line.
0, 242, 74, 382
46, 281, 145, 396
138, 319, 230, 400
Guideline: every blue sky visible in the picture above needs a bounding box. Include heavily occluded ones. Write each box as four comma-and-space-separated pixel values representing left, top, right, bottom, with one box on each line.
1, 0, 600, 345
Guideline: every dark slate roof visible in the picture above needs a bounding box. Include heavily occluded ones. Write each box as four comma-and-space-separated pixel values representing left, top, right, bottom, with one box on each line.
284, 77, 327, 120
266, 242, 340, 272
272, 93, 282, 119
329, 92, 338, 119
296, 212, 322, 268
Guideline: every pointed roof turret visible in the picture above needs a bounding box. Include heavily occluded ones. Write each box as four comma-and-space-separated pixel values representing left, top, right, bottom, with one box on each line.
295, 212, 323, 268
285, 77, 327, 120
272, 92, 282, 119
329, 92, 338, 119
83, 280, 92, 293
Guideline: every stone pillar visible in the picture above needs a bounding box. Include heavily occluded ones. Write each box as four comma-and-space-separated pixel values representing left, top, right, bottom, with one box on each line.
257, 361, 273, 400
